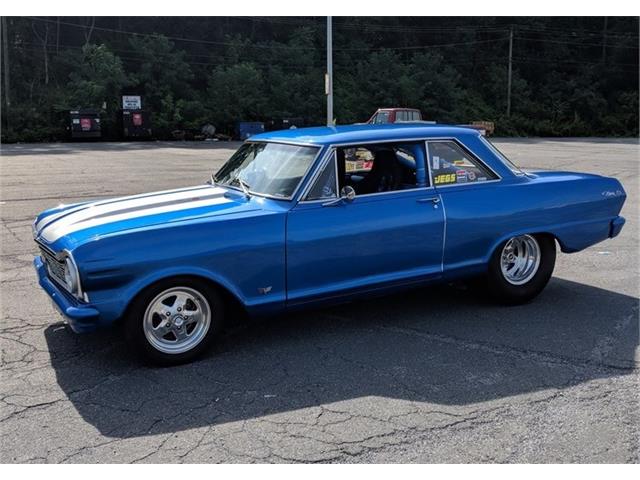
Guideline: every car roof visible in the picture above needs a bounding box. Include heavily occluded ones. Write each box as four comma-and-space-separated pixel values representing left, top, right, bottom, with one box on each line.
249, 123, 480, 146
377, 108, 421, 112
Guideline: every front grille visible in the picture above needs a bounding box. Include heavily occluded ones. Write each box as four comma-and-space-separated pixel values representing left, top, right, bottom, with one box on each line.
38, 245, 67, 287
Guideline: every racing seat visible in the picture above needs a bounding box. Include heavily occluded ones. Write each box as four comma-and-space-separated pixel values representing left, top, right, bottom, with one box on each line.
354, 149, 402, 195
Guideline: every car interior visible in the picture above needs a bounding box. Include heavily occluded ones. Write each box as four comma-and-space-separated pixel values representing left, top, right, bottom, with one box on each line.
337, 144, 418, 195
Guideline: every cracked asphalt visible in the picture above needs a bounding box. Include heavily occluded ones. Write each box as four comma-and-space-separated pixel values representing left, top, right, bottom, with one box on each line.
0, 138, 638, 463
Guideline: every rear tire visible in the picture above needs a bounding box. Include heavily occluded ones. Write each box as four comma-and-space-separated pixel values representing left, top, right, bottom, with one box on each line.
125, 277, 223, 366
486, 234, 556, 305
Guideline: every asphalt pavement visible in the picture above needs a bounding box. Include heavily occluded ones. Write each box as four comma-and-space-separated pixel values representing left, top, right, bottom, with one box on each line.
0, 138, 638, 463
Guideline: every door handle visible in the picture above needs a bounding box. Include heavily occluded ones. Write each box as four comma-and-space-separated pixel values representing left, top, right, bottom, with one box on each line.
417, 196, 440, 204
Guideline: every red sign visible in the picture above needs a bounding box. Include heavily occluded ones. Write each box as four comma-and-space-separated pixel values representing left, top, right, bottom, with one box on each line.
132, 113, 143, 126
80, 118, 92, 131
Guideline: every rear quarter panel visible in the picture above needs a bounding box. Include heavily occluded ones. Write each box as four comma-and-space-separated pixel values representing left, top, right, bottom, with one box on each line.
439, 171, 626, 279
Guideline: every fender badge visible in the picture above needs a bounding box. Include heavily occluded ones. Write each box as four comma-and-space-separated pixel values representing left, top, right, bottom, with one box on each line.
258, 286, 272, 295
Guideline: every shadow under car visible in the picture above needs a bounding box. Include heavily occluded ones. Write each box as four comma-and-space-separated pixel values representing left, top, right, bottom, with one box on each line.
43, 277, 638, 439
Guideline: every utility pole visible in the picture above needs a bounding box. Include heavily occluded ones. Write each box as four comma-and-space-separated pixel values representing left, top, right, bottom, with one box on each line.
601, 17, 608, 64
506, 27, 513, 117
1, 17, 9, 109
56, 17, 60, 55
326, 16, 333, 126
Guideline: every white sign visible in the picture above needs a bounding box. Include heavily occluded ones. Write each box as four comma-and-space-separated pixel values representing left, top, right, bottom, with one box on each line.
122, 95, 142, 110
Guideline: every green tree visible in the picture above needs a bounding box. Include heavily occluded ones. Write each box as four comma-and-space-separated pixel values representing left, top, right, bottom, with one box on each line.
207, 62, 265, 126
127, 35, 194, 133
64, 44, 127, 110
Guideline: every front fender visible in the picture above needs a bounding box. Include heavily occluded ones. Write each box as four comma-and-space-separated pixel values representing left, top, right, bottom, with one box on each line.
72, 208, 288, 323
119, 265, 249, 313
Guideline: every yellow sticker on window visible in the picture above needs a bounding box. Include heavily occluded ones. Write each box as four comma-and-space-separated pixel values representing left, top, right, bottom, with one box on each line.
434, 173, 457, 185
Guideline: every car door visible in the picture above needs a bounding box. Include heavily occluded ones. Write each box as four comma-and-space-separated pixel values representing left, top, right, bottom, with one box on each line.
426, 139, 503, 273
285, 143, 445, 306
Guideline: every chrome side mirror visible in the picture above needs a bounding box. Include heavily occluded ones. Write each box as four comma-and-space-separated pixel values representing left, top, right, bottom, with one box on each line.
341, 186, 356, 202
322, 185, 356, 207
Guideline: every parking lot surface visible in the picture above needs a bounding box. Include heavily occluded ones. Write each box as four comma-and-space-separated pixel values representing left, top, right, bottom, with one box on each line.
1, 138, 638, 463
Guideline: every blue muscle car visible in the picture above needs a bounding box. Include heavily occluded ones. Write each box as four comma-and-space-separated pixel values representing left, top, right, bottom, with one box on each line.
33, 124, 627, 365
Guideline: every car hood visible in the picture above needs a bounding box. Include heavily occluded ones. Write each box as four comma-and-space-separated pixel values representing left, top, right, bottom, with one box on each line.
34, 185, 261, 249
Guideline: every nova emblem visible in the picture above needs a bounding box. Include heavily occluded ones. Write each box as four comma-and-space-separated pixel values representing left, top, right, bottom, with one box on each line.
602, 190, 623, 197
258, 286, 272, 295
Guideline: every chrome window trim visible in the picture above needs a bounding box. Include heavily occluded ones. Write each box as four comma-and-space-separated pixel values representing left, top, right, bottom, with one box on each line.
300, 184, 437, 205
424, 141, 433, 188
214, 140, 323, 202
328, 136, 440, 148
425, 138, 503, 189
346, 185, 436, 200
244, 138, 321, 148
298, 148, 335, 203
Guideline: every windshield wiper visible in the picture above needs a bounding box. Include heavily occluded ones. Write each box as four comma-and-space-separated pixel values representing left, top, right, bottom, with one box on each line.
233, 177, 252, 199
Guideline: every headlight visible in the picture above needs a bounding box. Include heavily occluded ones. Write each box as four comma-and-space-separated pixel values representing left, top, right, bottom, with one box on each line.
64, 256, 79, 295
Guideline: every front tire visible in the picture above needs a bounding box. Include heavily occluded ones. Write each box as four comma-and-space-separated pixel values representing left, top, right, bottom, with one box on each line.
486, 234, 556, 305
125, 277, 223, 366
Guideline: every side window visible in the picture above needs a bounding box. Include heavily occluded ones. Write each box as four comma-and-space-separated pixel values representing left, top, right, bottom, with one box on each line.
306, 153, 338, 201
428, 141, 497, 186
336, 143, 419, 196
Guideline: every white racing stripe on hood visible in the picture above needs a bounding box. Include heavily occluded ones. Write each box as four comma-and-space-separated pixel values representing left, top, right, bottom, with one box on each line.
35, 185, 212, 233
39, 186, 230, 243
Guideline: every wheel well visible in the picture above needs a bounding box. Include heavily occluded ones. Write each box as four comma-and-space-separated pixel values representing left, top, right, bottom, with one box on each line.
121, 274, 248, 327
488, 231, 558, 262
516, 232, 559, 253
500, 232, 558, 249
533, 232, 559, 248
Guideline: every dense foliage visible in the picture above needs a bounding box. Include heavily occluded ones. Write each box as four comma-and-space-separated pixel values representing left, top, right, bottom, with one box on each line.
1, 16, 638, 142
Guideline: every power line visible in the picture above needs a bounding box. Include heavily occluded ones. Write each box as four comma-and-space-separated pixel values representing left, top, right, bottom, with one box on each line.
233, 15, 507, 33
11, 44, 324, 71
513, 23, 638, 40
234, 16, 639, 40
22, 16, 639, 56
20, 18, 512, 54
335, 37, 509, 52
515, 35, 639, 49
512, 56, 638, 68
16, 40, 637, 72
25, 17, 319, 51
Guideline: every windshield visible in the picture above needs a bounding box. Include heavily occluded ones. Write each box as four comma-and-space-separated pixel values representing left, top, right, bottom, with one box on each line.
479, 136, 524, 175
214, 142, 319, 198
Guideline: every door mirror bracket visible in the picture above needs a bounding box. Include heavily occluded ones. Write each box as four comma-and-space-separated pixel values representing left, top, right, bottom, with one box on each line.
322, 186, 356, 207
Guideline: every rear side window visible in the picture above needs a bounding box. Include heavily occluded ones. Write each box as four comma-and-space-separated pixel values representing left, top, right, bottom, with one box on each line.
427, 141, 497, 186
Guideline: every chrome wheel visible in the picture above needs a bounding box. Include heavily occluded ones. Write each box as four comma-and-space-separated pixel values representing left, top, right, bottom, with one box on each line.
500, 235, 541, 286
143, 287, 211, 354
